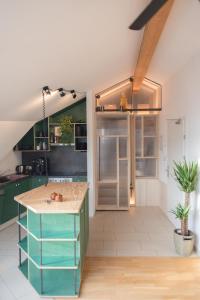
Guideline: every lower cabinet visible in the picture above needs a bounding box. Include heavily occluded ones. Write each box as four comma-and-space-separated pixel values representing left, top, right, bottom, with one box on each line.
31, 176, 48, 188
0, 177, 48, 225
0, 178, 30, 224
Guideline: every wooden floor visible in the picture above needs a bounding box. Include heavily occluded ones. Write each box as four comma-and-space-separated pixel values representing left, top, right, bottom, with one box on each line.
74, 257, 200, 300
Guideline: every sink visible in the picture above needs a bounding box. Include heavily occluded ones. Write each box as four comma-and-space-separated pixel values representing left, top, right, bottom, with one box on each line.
0, 176, 11, 183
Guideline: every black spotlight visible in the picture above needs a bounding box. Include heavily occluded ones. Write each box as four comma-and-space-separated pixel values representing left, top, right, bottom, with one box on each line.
42, 86, 51, 95
70, 90, 77, 99
58, 88, 66, 97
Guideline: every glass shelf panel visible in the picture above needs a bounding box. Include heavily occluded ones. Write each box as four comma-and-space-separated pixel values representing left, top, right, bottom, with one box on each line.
135, 117, 142, 157
18, 236, 28, 253
18, 215, 27, 230
28, 211, 80, 240
99, 137, 117, 181
119, 137, 127, 158
144, 137, 157, 157
136, 158, 157, 177
28, 234, 80, 268
29, 259, 80, 296
143, 116, 157, 136
18, 259, 28, 279
119, 160, 128, 207
97, 117, 128, 136
98, 183, 117, 206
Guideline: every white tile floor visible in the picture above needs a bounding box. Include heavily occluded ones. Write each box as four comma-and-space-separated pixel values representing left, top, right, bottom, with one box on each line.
87, 206, 183, 257
0, 206, 196, 300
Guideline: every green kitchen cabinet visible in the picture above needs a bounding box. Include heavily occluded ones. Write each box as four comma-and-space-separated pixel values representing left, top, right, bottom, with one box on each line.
0, 189, 5, 224
2, 178, 30, 223
31, 176, 48, 188
0, 177, 34, 225
72, 176, 87, 182
2, 182, 20, 223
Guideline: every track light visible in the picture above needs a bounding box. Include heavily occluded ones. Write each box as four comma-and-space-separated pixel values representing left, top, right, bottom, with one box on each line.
42, 86, 79, 99
58, 88, 66, 97
42, 86, 51, 95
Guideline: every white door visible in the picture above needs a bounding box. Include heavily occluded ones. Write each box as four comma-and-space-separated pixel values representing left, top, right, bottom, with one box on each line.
167, 118, 185, 226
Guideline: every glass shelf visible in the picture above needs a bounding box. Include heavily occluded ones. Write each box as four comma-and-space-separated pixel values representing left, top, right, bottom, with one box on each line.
28, 234, 80, 269
50, 143, 75, 147
18, 236, 28, 254
29, 230, 80, 241
19, 259, 28, 279
30, 255, 80, 269
17, 215, 27, 230
29, 260, 80, 296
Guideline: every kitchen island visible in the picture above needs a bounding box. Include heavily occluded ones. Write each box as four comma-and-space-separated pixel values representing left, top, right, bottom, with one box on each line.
14, 182, 89, 297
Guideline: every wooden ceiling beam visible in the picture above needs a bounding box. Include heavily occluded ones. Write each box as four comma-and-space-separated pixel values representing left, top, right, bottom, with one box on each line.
133, 0, 174, 92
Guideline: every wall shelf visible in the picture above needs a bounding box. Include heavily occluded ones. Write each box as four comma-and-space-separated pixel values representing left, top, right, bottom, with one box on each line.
14, 99, 87, 152
50, 143, 75, 147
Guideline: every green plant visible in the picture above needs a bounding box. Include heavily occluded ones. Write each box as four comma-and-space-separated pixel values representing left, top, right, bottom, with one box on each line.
173, 159, 198, 195
59, 116, 73, 143
171, 204, 190, 236
171, 159, 198, 236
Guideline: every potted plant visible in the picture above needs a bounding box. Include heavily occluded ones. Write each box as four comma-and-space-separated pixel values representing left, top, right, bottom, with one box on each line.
171, 159, 198, 256
59, 116, 73, 144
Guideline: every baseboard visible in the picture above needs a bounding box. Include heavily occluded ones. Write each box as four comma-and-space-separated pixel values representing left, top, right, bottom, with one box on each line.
0, 212, 26, 231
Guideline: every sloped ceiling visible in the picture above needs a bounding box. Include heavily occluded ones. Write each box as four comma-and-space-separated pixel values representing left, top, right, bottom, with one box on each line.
0, 0, 146, 121
147, 0, 200, 83
1, 0, 200, 122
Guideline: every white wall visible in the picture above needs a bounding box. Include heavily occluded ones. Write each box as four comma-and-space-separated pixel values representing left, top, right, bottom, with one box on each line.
86, 91, 97, 217
0, 151, 22, 175
0, 121, 34, 171
136, 179, 160, 206
159, 51, 200, 252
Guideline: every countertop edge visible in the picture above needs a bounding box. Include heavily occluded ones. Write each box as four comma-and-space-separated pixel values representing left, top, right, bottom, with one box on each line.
14, 182, 89, 214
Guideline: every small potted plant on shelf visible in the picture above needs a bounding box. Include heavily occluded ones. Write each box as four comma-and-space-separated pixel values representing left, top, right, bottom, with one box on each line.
171, 159, 198, 256
59, 116, 73, 144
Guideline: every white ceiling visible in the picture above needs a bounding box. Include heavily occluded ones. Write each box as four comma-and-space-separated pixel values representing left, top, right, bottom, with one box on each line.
0, 0, 200, 121
147, 0, 200, 83
0, 0, 145, 121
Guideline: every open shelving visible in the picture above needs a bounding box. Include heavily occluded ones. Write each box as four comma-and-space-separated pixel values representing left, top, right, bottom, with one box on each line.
19, 259, 28, 279
14, 121, 87, 152
18, 236, 28, 253
14, 98, 87, 152
17, 215, 27, 230
17, 191, 89, 297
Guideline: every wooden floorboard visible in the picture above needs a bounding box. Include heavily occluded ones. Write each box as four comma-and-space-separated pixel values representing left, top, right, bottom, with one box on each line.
73, 257, 200, 300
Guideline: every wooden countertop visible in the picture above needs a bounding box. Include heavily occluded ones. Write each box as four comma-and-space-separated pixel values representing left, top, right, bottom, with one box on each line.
14, 182, 88, 214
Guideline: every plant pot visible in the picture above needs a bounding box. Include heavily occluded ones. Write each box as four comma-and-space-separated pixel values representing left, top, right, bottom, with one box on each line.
174, 229, 194, 256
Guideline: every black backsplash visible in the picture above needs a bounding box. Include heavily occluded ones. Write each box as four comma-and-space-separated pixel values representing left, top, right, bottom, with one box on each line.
22, 147, 87, 176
